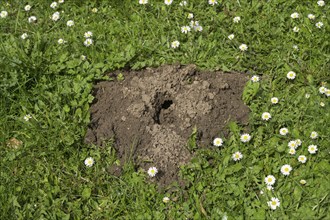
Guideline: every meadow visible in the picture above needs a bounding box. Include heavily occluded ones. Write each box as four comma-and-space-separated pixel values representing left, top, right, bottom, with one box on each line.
0, 0, 329, 219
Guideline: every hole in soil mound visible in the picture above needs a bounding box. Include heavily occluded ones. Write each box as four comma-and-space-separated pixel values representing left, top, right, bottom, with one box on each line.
154, 98, 174, 124
85, 64, 250, 186
161, 100, 173, 110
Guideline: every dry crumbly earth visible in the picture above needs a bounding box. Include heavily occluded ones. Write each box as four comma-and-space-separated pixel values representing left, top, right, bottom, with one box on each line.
85, 64, 250, 186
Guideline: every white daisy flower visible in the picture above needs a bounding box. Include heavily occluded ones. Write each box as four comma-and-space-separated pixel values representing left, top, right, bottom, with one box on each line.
50, 2, 58, 9
190, 21, 203, 32
295, 139, 302, 147
291, 12, 299, 19
325, 89, 330, 97
293, 26, 300, 32
271, 97, 279, 104
320, 102, 325, 107
194, 25, 203, 32
28, 16, 37, 23
84, 157, 95, 167
261, 112, 271, 121
52, 12, 60, 21
228, 34, 234, 40
84, 31, 93, 38
163, 197, 170, 203
298, 155, 307, 163
67, 20, 74, 27
181, 26, 191, 34
24, 5, 31, 11
240, 133, 251, 143
233, 16, 241, 23
59, 0, 65, 3
164, 0, 173, 5
316, 22, 324, 28
188, 13, 194, 19
266, 185, 274, 191
308, 14, 315, 20
209, 0, 218, 5
213, 137, 223, 147
279, 128, 289, 136
1, 11, 8, 18
305, 93, 311, 99
310, 131, 318, 139
288, 140, 297, 149
84, 38, 93, 47
92, 8, 98, 13
139, 0, 148, 4
21, 33, 28, 40
287, 71, 296, 79
280, 164, 292, 176
232, 151, 243, 161
147, 167, 158, 177
58, 38, 66, 44
300, 179, 306, 185
171, 40, 180, 48
23, 114, 32, 121
319, 86, 327, 94
251, 75, 260, 82
267, 197, 280, 210
239, 44, 248, 51
317, 0, 325, 6
288, 147, 296, 155
179, 1, 187, 6
190, 20, 199, 27
264, 175, 276, 186
308, 145, 318, 154
260, 190, 264, 195
80, 55, 87, 60
293, 45, 299, 50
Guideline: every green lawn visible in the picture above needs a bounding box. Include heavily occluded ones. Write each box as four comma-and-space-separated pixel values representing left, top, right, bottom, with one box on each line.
1, 0, 329, 219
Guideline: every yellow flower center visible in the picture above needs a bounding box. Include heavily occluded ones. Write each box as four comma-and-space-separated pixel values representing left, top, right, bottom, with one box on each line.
284, 168, 289, 172
271, 201, 277, 206
268, 178, 272, 182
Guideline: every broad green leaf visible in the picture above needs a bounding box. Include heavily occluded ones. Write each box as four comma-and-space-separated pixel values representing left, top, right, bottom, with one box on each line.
82, 187, 91, 199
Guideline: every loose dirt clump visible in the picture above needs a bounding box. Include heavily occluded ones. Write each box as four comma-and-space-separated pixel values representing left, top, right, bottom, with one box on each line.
85, 64, 249, 186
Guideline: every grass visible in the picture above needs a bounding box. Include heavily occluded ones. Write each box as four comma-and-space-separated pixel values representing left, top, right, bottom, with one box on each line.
1, 0, 329, 219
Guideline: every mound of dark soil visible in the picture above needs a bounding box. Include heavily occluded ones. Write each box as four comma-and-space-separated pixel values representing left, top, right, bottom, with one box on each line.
85, 64, 249, 186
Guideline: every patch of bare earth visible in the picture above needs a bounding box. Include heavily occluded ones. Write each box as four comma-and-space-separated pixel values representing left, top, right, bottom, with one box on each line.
85, 64, 249, 186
